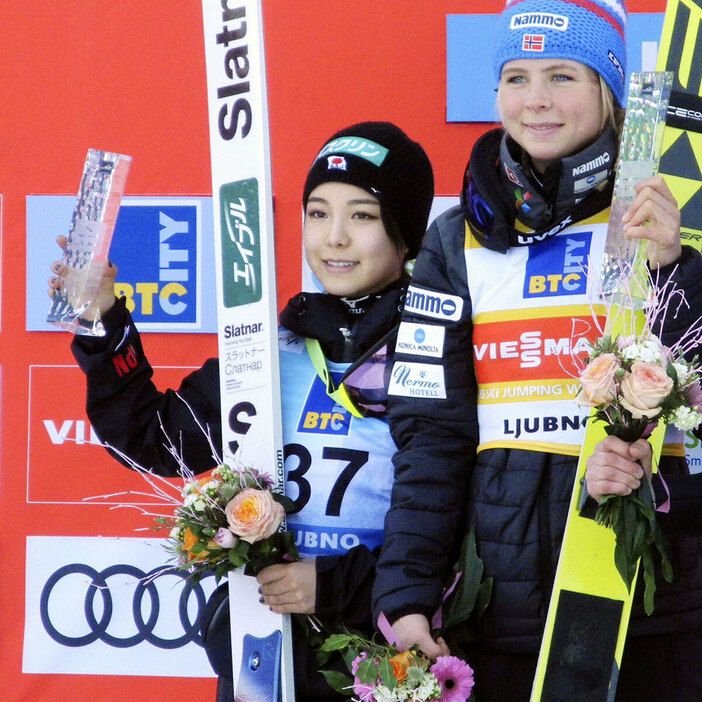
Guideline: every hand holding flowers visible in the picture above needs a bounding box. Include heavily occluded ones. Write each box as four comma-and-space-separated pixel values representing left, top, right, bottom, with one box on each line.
156, 464, 298, 581
320, 631, 474, 702
576, 332, 702, 613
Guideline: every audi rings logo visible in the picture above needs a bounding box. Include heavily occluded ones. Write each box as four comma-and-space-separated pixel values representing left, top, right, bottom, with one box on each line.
40, 564, 214, 649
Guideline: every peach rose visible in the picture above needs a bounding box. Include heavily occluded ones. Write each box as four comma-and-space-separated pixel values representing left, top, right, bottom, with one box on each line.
576, 353, 620, 407
620, 360, 673, 418
225, 488, 284, 544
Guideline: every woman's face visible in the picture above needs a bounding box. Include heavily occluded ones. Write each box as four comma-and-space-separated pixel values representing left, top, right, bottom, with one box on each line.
497, 58, 604, 172
303, 182, 407, 298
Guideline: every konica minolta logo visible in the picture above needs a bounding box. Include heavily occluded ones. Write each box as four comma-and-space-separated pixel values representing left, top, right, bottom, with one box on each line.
510, 13, 568, 30
404, 286, 463, 322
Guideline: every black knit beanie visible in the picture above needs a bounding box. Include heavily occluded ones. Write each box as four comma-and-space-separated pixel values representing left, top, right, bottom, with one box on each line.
302, 122, 434, 260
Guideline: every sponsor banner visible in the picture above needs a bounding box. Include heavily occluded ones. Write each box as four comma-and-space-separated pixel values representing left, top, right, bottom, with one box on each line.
27, 365, 195, 505
26, 196, 216, 333
23, 536, 217, 676
447, 13, 665, 122
388, 361, 447, 399
472, 311, 598, 384
396, 322, 445, 358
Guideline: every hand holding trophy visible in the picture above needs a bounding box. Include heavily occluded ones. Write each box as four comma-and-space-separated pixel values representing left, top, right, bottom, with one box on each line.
46, 149, 131, 335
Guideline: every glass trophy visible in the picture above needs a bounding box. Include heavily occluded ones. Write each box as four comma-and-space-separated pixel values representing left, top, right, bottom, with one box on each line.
600, 71, 673, 308
47, 148, 131, 335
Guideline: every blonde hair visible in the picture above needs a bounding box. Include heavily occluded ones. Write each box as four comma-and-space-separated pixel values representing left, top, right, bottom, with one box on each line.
598, 74, 625, 136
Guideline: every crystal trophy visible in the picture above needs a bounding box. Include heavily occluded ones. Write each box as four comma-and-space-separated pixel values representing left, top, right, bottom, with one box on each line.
47, 149, 131, 335
600, 71, 673, 307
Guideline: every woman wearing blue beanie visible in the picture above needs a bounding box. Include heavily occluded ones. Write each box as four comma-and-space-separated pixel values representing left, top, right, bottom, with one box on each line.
373, 0, 702, 699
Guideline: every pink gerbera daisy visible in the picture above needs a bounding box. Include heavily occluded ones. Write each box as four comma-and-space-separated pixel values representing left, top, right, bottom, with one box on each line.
351, 652, 377, 701
430, 655, 475, 702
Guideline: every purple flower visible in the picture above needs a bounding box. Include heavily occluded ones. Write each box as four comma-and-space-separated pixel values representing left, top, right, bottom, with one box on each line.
430, 656, 475, 702
688, 381, 702, 410
351, 652, 376, 701
214, 527, 237, 548
243, 468, 275, 489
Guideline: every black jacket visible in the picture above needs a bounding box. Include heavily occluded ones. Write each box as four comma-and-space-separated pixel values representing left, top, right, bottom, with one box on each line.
373, 135, 702, 653
72, 286, 405, 698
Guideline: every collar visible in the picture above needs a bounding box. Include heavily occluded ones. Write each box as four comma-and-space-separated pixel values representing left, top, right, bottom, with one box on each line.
279, 283, 405, 363
499, 129, 618, 230
461, 128, 616, 253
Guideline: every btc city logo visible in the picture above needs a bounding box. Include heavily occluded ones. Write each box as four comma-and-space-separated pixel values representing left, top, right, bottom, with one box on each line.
40, 563, 215, 649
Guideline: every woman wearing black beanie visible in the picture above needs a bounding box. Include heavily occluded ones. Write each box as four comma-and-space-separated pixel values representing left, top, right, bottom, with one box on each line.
49, 120, 434, 700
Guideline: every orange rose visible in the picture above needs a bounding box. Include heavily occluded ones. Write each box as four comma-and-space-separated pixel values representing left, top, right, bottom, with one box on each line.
182, 527, 208, 561
389, 651, 413, 683
620, 360, 673, 418
225, 488, 284, 544
576, 353, 620, 407
182, 527, 198, 552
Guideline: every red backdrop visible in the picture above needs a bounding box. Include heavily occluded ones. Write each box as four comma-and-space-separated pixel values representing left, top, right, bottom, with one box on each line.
0, 1, 665, 700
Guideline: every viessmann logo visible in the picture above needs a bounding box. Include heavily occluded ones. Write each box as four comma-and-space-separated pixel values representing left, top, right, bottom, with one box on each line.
474, 329, 592, 369
220, 178, 262, 308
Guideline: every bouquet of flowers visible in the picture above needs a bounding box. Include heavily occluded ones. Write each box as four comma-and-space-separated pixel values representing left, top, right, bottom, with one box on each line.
154, 463, 298, 581
575, 277, 702, 613
84, 406, 298, 581
319, 631, 474, 702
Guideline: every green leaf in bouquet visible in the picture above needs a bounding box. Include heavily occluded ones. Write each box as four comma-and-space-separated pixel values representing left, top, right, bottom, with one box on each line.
642, 543, 657, 616
318, 669, 354, 696
191, 541, 209, 555
631, 516, 648, 565
475, 577, 493, 621
228, 540, 250, 567
442, 528, 485, 633
357, 657, 379, 685
378, 657, 396, 690
271, 492, 297, 513
279, 531, 300, 561
214, 561, 232, 579
611, 501, 638, 589
255, 539, 273, 557
321, 634, 356, 652
595, 495, 621, 529
650, 523, 673, 584
344, 646, 360, 671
